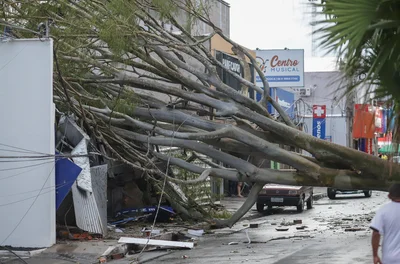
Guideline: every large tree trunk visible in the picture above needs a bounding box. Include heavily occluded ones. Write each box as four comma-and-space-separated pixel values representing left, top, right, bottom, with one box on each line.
3, 0, 399, 227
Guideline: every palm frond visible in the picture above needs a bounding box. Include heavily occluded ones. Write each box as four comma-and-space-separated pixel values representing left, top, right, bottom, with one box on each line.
316, 0, 400, 105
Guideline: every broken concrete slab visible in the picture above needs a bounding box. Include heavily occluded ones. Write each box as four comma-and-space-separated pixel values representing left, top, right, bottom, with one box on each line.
187, 229, 204, 237
118, 237, 194, 249
100, 244, 128, 263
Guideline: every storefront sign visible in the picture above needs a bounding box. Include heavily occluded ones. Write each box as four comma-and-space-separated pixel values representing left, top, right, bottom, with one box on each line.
312, 105, 326, 139
359, 138, 374, 154
216, 50, 255, 99
255, 49, 304, 87
257, 87, 295, 118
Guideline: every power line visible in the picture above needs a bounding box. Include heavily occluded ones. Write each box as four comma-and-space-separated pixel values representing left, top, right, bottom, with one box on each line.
0, 142, 47, 155
0, 161, 54, 181
0, 179, 73, 207
0, 148, 40, 154
136, 105, 191, 260
0, 153, 94, 160
0, 160, 54, 172
0, 180, 74, 199
0, 157, 58, 163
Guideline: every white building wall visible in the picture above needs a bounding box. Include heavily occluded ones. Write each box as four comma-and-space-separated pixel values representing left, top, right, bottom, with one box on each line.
0, 39, 55, 247
295, 71, 349, 147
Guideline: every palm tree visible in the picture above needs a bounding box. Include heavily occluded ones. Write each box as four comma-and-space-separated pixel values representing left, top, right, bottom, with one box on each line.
316, 0, 400, 139
316, 0, 400, 98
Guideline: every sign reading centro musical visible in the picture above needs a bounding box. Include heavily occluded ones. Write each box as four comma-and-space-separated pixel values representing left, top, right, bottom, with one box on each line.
255, 49, 304, 87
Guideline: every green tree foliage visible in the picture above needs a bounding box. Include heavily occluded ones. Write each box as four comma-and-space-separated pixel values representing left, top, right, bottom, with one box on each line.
317, 0, 400, 100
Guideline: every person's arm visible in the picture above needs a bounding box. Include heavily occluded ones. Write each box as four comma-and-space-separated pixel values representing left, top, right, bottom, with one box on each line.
371, 229, 382, 264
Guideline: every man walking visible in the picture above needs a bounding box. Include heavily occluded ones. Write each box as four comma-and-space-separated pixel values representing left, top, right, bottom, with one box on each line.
370, 183, 400, 264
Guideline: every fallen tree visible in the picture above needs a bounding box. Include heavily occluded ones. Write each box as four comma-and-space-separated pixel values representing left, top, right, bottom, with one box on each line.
1, 0, 399, 227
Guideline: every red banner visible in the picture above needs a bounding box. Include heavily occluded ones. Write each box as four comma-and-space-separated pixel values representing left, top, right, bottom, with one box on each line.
353, 104, 375, 139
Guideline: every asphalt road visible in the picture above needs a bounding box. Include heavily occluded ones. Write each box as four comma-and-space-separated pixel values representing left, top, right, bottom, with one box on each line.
147, 191, 390, 264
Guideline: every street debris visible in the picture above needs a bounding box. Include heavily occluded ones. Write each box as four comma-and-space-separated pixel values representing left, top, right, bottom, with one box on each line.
57, 228, 101, 241
228, 242, 239, 245
118, 237, 194, 249
108, 215, 150, 227
182, 255, 189, 259
99, 244, 128, 263
342, 218, 354, 221
187, 229, 204, 237
245, 229, 252, 244
293, 219, 302, 225
142, 228, 161, 237
249, 223, 259, 228
275, 227, 289, 231
296, 226, 307, 230
345, 228, 365, 232
115, 206, 176, 222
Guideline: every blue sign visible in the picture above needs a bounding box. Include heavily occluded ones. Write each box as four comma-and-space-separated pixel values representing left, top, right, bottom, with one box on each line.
256, 87, 295, 118
381, 109, 387, 134
312, 118, 326, 139
55, 155, 82, 210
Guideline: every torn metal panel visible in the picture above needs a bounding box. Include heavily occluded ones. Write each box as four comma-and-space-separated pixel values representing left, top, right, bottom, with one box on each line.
72, 164, 108, 235
60, 117, 108, 236
58, 116, 89, 146
91, 164, 108, 235
71, 139, 92, 192
60, 117, 92, 193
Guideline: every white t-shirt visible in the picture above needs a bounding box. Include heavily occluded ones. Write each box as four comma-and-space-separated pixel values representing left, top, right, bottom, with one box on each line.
370, 201, 400, 264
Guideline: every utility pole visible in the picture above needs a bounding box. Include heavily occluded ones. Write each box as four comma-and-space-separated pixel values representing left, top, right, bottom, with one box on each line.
345, 85, 355, 149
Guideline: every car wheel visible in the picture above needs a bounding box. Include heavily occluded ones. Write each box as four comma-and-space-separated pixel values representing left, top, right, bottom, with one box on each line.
327, 188, 336, 199
364, 190, 372, 198
256, 203, 264, 212
297, 199, 304, 213
307, 195, 313, 209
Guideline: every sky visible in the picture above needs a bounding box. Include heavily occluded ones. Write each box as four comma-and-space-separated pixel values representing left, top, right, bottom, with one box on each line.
224, 0, 320, 58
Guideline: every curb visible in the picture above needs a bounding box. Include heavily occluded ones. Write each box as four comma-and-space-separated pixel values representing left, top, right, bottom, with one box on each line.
313, 192, 327, 201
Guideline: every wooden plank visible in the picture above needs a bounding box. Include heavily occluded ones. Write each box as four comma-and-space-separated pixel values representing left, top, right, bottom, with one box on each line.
118, 237, 194, 249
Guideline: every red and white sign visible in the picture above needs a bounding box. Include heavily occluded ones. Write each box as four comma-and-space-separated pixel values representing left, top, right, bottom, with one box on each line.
312, 105, 326, 119
375, 108, 383, 133
366, 138, 373, 154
